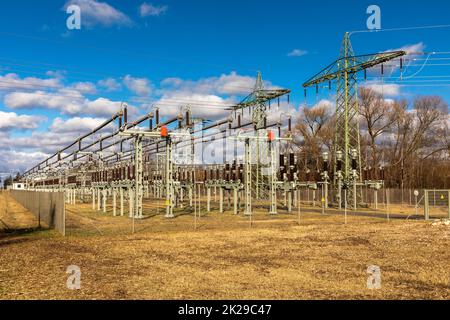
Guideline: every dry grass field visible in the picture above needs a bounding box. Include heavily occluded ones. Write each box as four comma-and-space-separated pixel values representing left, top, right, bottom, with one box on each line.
0, 191, 449, 300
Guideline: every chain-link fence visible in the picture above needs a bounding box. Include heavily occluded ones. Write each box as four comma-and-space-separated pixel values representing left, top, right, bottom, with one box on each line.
424, 190, 450, 220
296, 188, 426, 207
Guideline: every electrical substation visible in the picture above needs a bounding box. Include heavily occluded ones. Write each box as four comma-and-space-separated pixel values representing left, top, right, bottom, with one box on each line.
11, 33, 449, 229
1, 1, 449, 299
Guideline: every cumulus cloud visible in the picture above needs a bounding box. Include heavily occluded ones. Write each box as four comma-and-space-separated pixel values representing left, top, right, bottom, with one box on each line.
0, 150, 50, 177
139, 2, 168, 17
154, 92, 234, 120
98, 77, 122, 92
370, 42, 427, 77
161, 72, 272, 96
123, 75, 152, 96
84, 97, 131, 116
0, 73, 61, 91
0, 111, 45, 131
0, 114, 121, 173
46, 70, 67, 79
0, 70, 285, 174
4, 89, 128, 117
361, 81, 401, 97
64, 0, 133, 28
310, 99, 335, 112
49, 117, 107, 134
152, 72, 286, 122
70, 81, 97, 94
287, 49, 308, 57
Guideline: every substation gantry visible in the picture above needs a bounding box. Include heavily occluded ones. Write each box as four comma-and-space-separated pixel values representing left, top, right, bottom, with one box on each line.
230, 71, 291, 202
20, 71, 328, 219
303, 32, 406, 209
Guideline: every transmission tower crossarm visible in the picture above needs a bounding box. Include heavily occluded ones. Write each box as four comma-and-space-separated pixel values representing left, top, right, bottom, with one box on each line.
302, 51, 406, 87
230, 89, 291, 112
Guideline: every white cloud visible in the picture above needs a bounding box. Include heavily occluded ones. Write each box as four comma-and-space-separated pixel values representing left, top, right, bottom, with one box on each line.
0, 111, 45, 131
287, 49, 308, 57
310, 99, 335, 113
98, 78, 121, 92
64, 0, 133, 28
361, 81, 401, 97
153, 72, 286, 121
70, 82, 97, 94
84, 97, 129, 116
375, 42, 426, 77
0, 73, 61, 91
123, 75, 152, 96
45, 70, 66, 79
161, 72, 271, 96
0, 70, 287, 174
4, 89, 128, 117
155, 93, 233, 120
5, 90, 83, 113
49, 117, 107, 134
387, 42, 425, 55
139, 3, 168, 17
0, 150, 50, 177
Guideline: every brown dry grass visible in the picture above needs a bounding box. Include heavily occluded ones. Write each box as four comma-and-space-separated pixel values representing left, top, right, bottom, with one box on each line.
0, 191, 449, 300
0, 191, 39, 232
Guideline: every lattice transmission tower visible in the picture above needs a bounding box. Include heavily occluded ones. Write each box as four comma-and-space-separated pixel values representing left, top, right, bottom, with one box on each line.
233, 71, 290, 200
303, 32, 406, 207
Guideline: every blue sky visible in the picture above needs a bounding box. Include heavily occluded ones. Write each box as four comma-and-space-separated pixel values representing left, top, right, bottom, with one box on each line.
0, 0, 449, 176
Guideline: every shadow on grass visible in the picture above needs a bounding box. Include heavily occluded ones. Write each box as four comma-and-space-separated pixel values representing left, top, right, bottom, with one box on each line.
0, 226, 49, 240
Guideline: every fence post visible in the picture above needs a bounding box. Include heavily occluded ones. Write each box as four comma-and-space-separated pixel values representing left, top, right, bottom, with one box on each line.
448, 191, 450, 219
424, 190, 429, 221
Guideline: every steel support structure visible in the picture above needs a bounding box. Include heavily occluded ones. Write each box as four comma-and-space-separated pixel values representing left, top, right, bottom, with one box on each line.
165, 137, 175, 218
303, 33, 406, 208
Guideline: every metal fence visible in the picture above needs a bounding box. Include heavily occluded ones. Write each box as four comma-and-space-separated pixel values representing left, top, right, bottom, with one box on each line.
424, 190, 450, 220
297, 188, 426, 206
10, 190, 66, 236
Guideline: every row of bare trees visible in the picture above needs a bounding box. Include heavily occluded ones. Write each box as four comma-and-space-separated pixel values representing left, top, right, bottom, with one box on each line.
293, 88, 450, 188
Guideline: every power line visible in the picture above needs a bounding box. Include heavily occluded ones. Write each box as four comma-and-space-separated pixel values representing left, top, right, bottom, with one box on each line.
0, 84, 241, 111
0, 58, 237, 92
350, 24, 450, 36
0, 62, 264, 95
0, 57, 124, 79
0, 31, 259, 73
0, 65, 268, 95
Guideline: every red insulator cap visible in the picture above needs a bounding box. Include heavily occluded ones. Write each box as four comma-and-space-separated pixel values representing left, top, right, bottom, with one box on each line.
160, 126, 169, 137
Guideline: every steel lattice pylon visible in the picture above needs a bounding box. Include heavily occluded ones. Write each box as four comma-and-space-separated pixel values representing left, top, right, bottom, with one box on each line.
334, 33, 362, 205
252, 72, 266, 200
232, 71, 290, 201
303, 32, 406, 207
225, 71, 291, 214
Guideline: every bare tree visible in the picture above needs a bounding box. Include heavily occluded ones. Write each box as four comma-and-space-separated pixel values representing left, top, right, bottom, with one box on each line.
358, 87, 398, 169
385, 96, 448, 188
294, 101, 333, 173
293, 90, 449, 188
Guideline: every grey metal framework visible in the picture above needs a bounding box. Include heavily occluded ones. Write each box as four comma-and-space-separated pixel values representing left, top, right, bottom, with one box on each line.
22, 73, 328, 219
